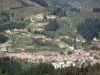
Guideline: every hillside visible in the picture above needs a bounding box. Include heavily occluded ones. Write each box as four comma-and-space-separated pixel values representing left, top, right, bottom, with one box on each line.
45, 0, 100, 11
0, 0, 46, 20
31, 0, 48, 7
0, 0, 47, 10
0, 0, 100, 75
0, 0, 22, 9
0, 0, 100, 11
0, 0, 100, 51
67, 0, 100, 11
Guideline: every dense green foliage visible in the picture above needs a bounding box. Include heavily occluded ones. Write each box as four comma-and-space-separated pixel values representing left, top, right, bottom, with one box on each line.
43, 19, 60, 38
0, 21, 27, 31
0, 10, 29, 31
0, 11, 11, 21
20, 63, 55, 75
31, 0, 48, 7
70, 8, 80, 12
0, 11, 11, 24
93, 8, 100, 12
33, 38, 58, 47
44, 19, 60, 31
0, 34, 8, 43
0, 57, 22, 75
50, 7, 66, 17
18, 63, 100, 75
78, 18, 100, 42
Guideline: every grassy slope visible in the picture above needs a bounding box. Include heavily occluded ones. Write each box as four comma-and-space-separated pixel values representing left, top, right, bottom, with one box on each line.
0, 0, 22, 9
0, 0, 46, 20
10, 6, 45, 20
67, 12, 100, 25
1, 0, 100, 52
67, 0, 100, 11
8, 0, 46, 20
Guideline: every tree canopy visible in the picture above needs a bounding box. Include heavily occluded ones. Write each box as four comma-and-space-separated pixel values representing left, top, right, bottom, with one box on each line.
0, 34, 8, 43
77, 18, 100, 42
44, 19, 60, 31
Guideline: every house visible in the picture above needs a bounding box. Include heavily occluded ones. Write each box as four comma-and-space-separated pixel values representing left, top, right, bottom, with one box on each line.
58, 43, 66, 48
35, 13, 44, 19
5, 30, 12, 34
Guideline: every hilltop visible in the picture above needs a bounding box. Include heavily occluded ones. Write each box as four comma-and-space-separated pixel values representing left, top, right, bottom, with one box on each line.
0, 0, 100, 10
0, 0, 47, 10
0, 0, 22, 9
68, 0, 100, 11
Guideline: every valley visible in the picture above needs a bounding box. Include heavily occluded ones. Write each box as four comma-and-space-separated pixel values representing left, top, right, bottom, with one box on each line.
0, 0, 100, 75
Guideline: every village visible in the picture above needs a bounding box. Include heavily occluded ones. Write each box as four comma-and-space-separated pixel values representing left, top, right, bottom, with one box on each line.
0, 49, 100, 69
0, 13, 100, 69
0, 0, 100, 75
